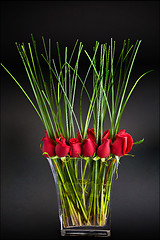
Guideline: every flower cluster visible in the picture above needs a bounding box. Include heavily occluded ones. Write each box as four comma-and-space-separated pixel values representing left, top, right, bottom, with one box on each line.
41, 128, 133, 158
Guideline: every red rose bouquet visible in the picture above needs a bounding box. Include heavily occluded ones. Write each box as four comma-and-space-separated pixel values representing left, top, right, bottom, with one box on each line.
1, 36, 152, 235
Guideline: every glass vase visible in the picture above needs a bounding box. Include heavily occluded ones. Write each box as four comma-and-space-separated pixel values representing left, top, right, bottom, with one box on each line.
47, 156, 119, 237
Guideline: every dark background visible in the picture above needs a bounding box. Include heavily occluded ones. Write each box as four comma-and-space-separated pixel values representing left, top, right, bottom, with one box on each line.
0, 1, 159, 239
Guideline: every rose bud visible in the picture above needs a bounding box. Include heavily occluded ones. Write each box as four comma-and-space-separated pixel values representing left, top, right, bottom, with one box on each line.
69, 138, 82, 157
102, 129, 110, 140
111, 129, 133, 156
97, 139, 112, 158
82, 138, 97, 157
41, 131, 55, 157
55, 136, 70, 157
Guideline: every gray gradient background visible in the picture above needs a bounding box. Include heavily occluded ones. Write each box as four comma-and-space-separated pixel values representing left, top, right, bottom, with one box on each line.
0, 1, 159, 239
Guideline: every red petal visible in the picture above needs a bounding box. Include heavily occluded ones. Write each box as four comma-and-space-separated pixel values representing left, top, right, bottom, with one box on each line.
118, 129, 126, 135
82, 138, 96, 157
76, 131, 82, 142
117, 130, 133, 154
87, 128, 95, 142
97, 139, 112, 158
70, 142, 82, 157
111, 135, 127, 156
69, 138, 79, 145
125, 133, 133, 153
55, 143, 70, 157
102, 129, 110, 140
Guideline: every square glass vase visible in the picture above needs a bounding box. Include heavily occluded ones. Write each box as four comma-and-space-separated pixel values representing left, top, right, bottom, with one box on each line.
47, 156, 118, 237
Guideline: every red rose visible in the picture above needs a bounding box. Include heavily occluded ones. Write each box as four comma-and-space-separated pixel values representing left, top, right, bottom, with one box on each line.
41, 131, 55, 157
55, 136, 70, 157
82, 128, 97, 157
111, 129, 133, 156
82, 138, 97, 157
97, 139, 112, 158
69, 138, 82, 157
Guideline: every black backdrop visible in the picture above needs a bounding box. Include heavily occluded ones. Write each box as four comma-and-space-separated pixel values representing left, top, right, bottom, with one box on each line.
0, 1, 159, 239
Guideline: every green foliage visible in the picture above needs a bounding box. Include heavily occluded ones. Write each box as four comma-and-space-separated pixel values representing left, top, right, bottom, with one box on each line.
133, 138, 144, 145
1, 36, 152, 143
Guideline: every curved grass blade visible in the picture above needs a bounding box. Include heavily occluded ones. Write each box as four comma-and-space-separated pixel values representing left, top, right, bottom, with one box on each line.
114, 40, 142, 135
133, 138, 144, 145
1, 63, 43, 123
17, 43, 55, 138
114, 70, 154, 133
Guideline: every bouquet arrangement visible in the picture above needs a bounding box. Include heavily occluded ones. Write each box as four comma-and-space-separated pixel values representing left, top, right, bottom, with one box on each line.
1, 35, 152, 232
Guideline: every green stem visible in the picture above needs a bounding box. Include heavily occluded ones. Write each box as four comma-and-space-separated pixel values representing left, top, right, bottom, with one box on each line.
104, 160, 115, 217
87, 162, 95, 223
93, 161, 98, 225
65, 161, 88, 222
99, 164, 106, 225
81, 159, 86, 208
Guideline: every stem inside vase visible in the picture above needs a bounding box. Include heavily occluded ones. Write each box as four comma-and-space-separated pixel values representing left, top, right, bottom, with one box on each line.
48, 157, 117, 228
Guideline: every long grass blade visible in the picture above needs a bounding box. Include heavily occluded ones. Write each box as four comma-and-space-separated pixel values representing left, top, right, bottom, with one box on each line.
42, 54, 82, 138
115, 70, 153, 132
114, 40, 142, 135
1, 63, 43, 122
